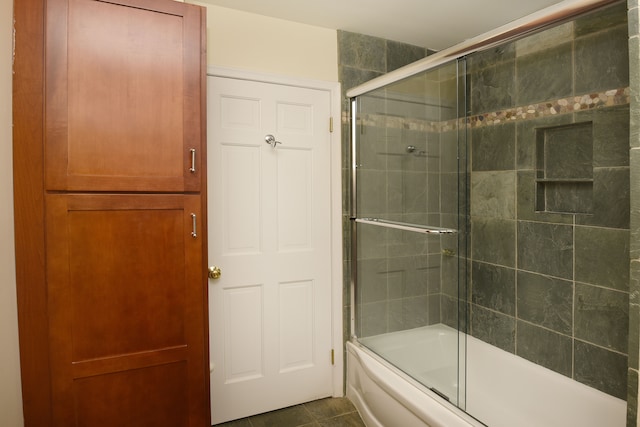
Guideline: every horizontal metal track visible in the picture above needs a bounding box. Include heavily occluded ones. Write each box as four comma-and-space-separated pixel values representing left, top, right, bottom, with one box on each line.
346, 0, 621, 98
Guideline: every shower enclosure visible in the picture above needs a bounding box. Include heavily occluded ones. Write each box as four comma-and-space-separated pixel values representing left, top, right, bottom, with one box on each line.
349, 0, 630, 424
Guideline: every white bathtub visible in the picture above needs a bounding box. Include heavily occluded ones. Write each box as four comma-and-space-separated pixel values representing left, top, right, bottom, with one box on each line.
347, 324, 626, 427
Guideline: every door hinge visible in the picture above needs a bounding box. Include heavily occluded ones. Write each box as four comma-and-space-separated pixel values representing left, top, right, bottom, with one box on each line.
331, 349, 335, 365
329, 117, 334, 133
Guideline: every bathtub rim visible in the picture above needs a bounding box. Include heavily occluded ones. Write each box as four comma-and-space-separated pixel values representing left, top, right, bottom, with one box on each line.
346, 339, 485, 427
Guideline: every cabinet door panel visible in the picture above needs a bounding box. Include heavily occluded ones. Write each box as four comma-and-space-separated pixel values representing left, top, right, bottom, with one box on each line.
74, 362, 189, 427
68, 207, 186, 360
45, 0, 204, 192
46, 194, 208, 426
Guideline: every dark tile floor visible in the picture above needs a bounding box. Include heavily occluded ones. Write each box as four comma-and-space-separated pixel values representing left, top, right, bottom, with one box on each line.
213, 397, 366, 427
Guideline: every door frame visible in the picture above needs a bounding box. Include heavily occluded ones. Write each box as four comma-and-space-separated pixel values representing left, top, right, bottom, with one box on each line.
206, 66, 344, 397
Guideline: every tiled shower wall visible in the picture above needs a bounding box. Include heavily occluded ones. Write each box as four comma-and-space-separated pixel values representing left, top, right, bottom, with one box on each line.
464, 2, 630, 401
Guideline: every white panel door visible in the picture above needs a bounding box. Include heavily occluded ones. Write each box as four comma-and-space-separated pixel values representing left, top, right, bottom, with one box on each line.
208, 76, 333, 424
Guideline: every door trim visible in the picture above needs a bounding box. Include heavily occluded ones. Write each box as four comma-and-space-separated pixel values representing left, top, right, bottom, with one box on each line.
206, 66, 344, 397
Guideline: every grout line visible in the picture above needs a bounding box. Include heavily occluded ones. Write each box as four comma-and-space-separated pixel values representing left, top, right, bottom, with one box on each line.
514, 118, 519, 356
572, 213, 576, 380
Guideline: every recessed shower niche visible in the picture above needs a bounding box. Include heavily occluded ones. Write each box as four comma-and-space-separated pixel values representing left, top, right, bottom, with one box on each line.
535, 121, 594, 214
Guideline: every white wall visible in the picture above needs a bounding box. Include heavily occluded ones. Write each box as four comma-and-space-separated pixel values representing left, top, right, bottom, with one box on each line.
187, 2, 338, 81
1, 0, 25, 426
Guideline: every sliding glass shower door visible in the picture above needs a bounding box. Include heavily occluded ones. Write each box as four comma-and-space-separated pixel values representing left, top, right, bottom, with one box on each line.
351, 59, 468, 408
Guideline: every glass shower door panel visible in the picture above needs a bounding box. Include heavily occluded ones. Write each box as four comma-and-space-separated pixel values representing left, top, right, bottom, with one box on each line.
355, 221, 461, 405
352, 60, 467, 407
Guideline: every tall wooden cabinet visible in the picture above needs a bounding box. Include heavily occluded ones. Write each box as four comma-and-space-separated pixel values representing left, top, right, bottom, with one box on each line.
13, 0, 210, 425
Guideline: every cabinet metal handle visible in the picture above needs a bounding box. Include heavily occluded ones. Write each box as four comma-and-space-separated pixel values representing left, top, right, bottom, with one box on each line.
191, 213, 197, 238
189, 148, 196, 173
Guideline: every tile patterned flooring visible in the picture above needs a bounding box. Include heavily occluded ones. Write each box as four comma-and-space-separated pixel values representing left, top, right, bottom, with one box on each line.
213, 397, 366, 427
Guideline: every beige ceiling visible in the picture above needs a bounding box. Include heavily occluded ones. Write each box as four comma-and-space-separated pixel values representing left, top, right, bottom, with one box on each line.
196, 0, 565, 50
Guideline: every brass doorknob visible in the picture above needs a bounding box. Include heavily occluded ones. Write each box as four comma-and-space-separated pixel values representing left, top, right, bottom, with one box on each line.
208, 266, 221, 280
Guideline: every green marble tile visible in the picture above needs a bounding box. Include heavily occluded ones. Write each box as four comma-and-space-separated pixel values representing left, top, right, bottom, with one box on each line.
631, 149, 640, 258
516, 171, 574, 224
337, 31, 386, 72
386, 40, 427, 72
517, 221, 574, 279
629, 282, 640, 370
575, 104, 629, 168
515, 22, 573, 57
467, 43, 516, 70
471, 304, 516, 353
385, 170, 404, 215
440, 130, 459, 174
399, 171, 429, 214
517, 271, 573, 334
356, 258, 389, 303
440, 294, 460, 329
575, 283, 629, 353
440, 249, 459, 298
575, 226, 630, 291
427, 253, 442, 294
576, 167, 630, 229
391, 295, 430, 331
631, 38, 640, 149
516, 114, 573, 171
471, 218, 516, 267
387, 255, 429, 299
339, 66, 383, 96
627, 369, 639, 426
355, 169, 387, 216
516, 42, 573, 106
358, 301, 388, 337
355, 124, 387, 171
471, 261, 516, 315
516, 321, 572, 377
428, 294, 441, 325
427, 172, 441, 215
469, 59, 516, 115
575, 25, 629, 94
538, 122, 593, 180
471, 122, 516, 172
574, 2, 628, 37
541, 181, 593, 214
440, 75, 461, 121
356, 221, 389, 260
441, 172, 459, 215
470, 171, 516, 219
575, 340, 628, 399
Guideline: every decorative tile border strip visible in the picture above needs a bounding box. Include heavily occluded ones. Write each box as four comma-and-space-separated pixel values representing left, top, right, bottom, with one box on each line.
464, 87, 630, 129
345, 87, 630, 132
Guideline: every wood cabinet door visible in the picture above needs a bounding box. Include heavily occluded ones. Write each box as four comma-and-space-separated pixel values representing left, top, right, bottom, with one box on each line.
46, 194, 208, 426
45, 0, 205, 192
